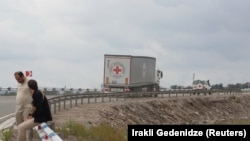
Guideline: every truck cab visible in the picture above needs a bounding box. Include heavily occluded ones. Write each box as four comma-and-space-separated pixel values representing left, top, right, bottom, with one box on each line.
192, 80, 212, 94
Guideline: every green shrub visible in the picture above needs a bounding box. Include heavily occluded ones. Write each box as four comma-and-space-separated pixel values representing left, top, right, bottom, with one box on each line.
56, 120, 126, 141
0, 129, 13, 141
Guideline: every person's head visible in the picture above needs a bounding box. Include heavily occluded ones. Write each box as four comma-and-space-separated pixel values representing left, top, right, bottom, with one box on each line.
28, 79, 38, 91
14, 71, 25, 83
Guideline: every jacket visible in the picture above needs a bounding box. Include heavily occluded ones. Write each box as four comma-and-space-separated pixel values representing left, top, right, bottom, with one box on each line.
31, 90, 52, 123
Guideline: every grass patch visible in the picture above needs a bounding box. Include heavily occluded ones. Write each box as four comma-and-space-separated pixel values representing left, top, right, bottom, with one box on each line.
0, 129, 13, 141
229, 95, 241, 103
56, 120, 127, 141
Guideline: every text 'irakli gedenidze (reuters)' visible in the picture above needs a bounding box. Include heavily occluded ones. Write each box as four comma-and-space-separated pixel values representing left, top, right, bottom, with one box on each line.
128, 125, 250, 141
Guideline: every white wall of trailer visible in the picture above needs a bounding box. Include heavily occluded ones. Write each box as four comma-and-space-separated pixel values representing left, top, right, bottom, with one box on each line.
104, 55, 131, 85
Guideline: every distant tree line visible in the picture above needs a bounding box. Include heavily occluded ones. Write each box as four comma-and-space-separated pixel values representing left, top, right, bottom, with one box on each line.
170, 82, 250, 90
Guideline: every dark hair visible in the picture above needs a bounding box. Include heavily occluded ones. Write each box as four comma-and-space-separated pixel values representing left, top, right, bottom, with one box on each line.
14, 71, 24, 77
28, 79, 38, 90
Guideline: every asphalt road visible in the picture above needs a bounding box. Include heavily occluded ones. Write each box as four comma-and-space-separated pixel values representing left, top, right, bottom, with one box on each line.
0, 96, 16, 117
0, 95, 56, 118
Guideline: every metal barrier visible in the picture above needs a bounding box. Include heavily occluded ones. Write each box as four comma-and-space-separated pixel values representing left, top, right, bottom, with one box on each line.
33, 122, 63, 141
0, 117, 15, 130
47, 89, 244, 114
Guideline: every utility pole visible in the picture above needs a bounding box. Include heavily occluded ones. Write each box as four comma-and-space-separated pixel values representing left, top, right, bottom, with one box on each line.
193, 73, 195, 81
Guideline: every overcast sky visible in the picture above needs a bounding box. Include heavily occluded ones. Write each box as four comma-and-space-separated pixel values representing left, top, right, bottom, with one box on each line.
1, 0, 249, 89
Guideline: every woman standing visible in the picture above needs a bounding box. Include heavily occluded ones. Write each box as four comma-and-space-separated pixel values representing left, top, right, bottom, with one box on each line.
17, 79, 52, 141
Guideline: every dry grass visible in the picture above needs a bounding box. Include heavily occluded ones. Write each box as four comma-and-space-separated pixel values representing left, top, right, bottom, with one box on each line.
56, 120, 127, 141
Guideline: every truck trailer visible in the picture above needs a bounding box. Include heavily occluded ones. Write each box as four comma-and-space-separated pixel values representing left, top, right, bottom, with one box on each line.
103, 54, 163, 93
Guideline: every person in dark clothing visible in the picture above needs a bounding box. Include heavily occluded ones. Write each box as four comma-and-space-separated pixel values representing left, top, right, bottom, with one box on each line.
17, 79, 52, 141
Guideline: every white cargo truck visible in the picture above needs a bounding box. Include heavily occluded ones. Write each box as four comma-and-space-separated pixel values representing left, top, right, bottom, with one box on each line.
103, 54, 163, 93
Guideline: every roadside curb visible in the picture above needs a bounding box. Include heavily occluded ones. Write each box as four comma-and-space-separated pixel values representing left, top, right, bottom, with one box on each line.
0, 117, 15, 130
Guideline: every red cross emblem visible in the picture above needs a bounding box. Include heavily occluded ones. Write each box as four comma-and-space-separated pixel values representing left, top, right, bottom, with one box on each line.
113, 66, 122, 74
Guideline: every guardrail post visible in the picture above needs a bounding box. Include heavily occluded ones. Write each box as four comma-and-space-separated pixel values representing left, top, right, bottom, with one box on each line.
75, 96, 77, 106
54, 102, 56, 114
58, 100, 60, 111
48, 102, 52, 114
70, 97, 72, 108
64, 98, 66, 110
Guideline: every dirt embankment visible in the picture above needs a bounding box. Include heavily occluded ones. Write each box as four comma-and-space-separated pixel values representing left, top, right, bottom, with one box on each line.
53, 94, 250, 131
